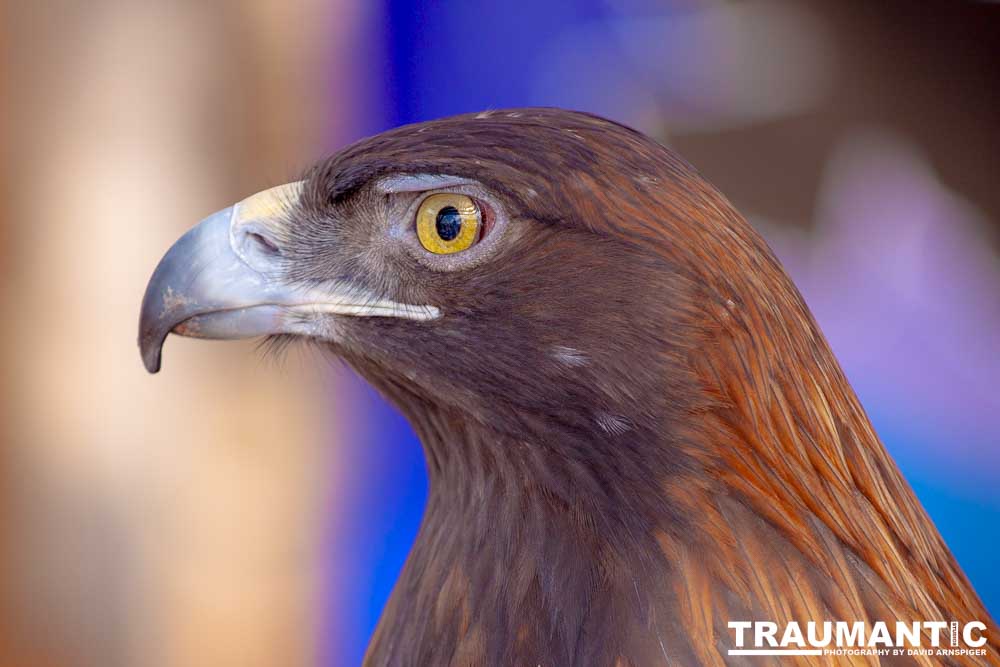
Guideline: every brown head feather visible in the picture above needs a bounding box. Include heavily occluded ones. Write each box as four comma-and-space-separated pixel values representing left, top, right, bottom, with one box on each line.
285, 108, 998, 665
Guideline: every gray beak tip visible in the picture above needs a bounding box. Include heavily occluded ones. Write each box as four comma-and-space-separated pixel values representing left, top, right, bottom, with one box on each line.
140, 337, 163, 374
137, 205, 236, 376
139, 316, 165, 373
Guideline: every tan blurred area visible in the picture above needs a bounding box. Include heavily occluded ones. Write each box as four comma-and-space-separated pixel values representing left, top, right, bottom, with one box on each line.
2, 2, 357, 665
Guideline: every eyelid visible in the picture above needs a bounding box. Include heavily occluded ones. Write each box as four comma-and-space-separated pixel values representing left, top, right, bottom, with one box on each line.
376, 174, 478, 194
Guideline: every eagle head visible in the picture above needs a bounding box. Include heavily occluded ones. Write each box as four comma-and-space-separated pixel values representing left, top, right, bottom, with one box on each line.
140, 108, 740, 450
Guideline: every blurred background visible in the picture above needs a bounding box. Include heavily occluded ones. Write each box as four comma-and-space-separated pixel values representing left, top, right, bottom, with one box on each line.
2, 1, 997, 665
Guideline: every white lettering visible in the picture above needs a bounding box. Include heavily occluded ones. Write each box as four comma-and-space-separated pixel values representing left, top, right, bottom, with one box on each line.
726, 619, 989, 655
728, 621, 752, 647
780, 622, 805, 647
807, 621, 832, 647
869, 622, 892, 647
964, 622, 987, 648
895, 621, 920, 648
925, 621, 947, 647
836, 621, 865, 647
755, 622, 779, 647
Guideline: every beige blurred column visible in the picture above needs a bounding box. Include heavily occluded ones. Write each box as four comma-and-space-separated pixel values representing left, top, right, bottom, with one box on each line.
3, 1, 355, 666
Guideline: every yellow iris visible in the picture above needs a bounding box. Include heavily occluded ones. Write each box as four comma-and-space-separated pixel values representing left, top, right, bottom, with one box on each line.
416, 193, 481, 254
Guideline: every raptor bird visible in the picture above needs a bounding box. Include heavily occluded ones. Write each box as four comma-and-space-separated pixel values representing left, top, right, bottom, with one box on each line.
139, 108, 998, 665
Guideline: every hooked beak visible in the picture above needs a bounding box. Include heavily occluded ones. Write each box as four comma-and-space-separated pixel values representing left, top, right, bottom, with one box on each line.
138, 182, 439, 374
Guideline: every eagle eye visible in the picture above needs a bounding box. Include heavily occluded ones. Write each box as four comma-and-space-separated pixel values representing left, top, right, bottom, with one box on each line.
416, 193, 482, 254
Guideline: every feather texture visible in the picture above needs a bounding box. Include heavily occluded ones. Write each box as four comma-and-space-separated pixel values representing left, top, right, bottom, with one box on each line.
287, 109, 999, 665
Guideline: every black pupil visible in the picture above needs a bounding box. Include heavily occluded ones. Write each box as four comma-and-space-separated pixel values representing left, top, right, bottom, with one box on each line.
435, 206, 463, 241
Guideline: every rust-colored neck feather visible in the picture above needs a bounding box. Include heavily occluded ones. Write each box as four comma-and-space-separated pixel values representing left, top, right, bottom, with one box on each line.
336, 109, 998, 666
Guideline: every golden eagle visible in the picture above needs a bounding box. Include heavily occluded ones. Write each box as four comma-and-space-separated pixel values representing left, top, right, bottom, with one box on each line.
140, 109, 998, 666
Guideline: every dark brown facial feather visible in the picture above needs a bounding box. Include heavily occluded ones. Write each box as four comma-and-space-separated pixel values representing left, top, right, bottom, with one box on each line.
267, 108, 999, 666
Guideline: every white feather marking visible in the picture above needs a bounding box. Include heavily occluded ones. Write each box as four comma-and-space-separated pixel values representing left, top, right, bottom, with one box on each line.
596, 413, 631, 435
551, 345, 588, 367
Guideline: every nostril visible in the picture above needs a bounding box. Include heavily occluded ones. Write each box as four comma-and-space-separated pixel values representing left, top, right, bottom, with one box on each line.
248, 231, 281, 256
233, 225, 285, 272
